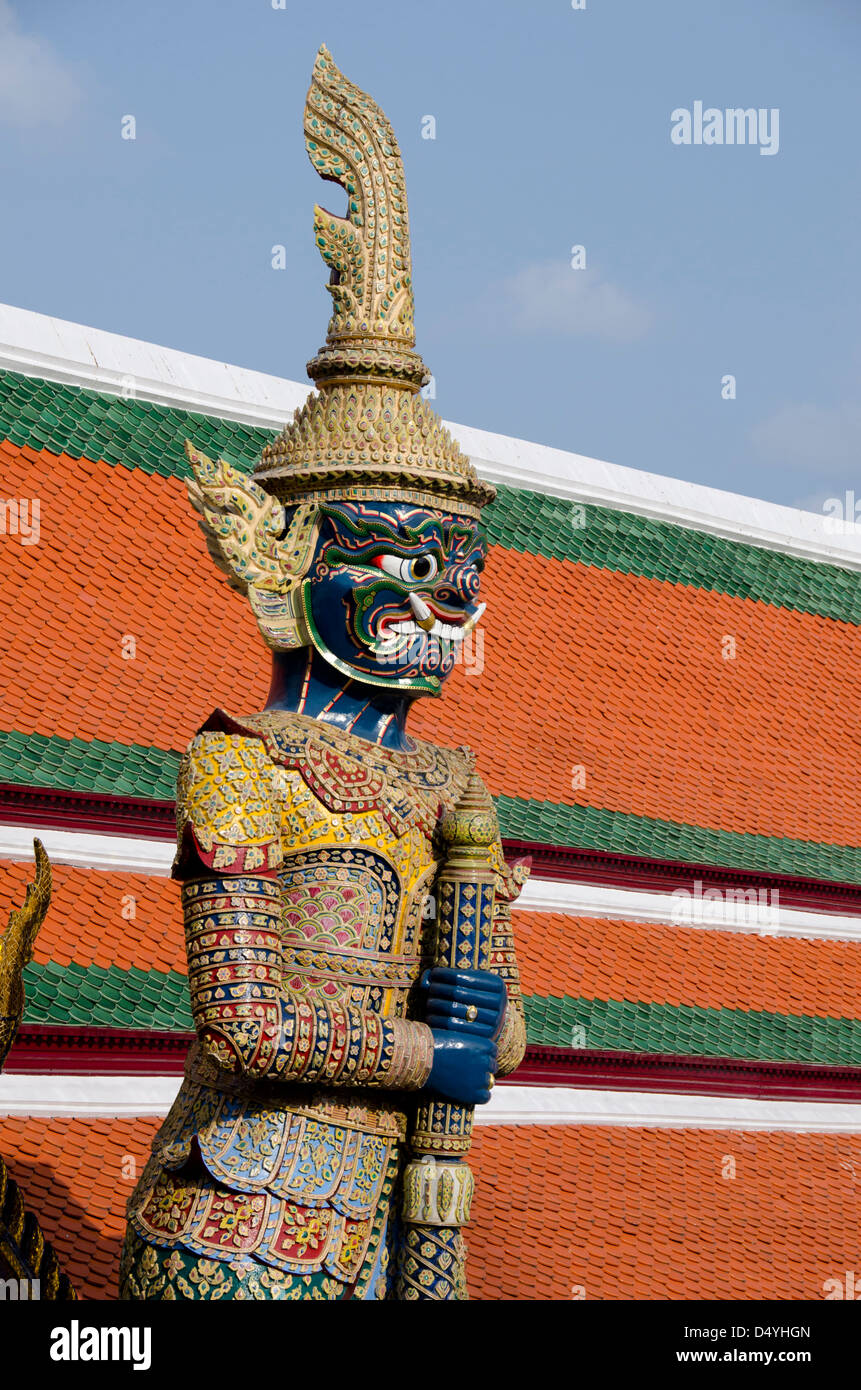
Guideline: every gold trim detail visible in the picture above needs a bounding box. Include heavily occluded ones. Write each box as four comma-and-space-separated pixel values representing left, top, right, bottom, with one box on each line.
400, 1158, 474, 1227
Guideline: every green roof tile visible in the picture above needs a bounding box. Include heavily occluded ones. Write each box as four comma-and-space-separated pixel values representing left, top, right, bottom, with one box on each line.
523, 994, 861, 1066
23, 961, 860, 1068
495, 793, 861, 883
22, 961, 194, 1032
0, 729, 180, 800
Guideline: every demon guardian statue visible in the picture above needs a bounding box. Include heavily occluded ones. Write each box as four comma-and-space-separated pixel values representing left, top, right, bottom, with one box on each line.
120, 46, 527, 1302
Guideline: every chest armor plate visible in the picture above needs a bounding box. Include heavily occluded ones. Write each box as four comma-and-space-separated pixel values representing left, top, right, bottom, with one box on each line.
240, 710, 473, 1020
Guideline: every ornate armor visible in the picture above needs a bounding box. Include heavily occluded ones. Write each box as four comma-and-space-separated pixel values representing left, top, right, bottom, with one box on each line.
122, 711, 526, 1298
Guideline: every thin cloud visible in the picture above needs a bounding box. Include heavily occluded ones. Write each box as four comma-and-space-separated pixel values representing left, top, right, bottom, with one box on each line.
498, 258, 652, 343
0, 1, 81, 127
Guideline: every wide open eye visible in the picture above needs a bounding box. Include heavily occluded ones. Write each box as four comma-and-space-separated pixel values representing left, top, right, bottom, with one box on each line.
373, 553, 439, 584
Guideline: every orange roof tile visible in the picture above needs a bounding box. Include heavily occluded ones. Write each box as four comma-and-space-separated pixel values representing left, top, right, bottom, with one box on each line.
0, 1115, 159, 1299
515, 911, 861, 1020
0, 862, 184, 975
3, 1116, 858, 1300
468, 1125, 861, 1300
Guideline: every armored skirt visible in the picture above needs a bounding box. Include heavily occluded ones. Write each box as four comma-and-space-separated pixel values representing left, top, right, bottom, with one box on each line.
120, 1048, 410, 1300
121, 708, 526, 1300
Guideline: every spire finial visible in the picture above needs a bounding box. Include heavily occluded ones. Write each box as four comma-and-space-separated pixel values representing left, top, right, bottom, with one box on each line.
303, 44, 428, 391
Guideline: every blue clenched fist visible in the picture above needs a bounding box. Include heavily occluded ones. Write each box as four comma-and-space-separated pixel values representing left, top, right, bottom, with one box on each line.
423, 966, 507, 1039
425, 1033, 497, 1106
421, 968, 507, 1106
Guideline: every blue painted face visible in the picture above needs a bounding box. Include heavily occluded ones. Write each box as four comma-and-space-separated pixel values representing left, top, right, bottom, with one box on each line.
297, 501, 486, 694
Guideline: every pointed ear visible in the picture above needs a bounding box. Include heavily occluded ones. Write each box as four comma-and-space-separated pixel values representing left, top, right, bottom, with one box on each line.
184, 441, 320, 649
184, 441, 319, 595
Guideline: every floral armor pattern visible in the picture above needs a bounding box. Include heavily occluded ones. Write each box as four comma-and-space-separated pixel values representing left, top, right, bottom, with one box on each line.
123, 708, 527, 1299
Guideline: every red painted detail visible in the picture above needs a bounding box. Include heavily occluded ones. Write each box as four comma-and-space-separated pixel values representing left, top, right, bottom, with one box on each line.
7, 1028, 861, 1102
501, 838, 861, 915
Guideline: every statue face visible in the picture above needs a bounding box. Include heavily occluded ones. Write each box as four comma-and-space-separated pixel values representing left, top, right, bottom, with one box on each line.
299, 500, 486, 693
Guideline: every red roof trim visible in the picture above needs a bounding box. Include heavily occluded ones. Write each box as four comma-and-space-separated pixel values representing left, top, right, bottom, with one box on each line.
515, 1046, 861, 1102
3, 783, 861, 914
502, 839, 861, 914
0, 782, 176, 839
7, 1025, 191, 1074
7, 1028, 861, 1102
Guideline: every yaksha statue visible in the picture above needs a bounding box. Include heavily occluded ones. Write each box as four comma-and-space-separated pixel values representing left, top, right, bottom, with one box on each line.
121, 45, 528, 1301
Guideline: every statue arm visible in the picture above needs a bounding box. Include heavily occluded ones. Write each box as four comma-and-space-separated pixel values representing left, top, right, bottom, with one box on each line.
175, 731, 434, 1090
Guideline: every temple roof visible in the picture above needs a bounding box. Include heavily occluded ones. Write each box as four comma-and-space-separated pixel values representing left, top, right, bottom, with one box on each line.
2, 863, 861, 1067
2, 303, 860, 1301
2, 1114, 859, 1302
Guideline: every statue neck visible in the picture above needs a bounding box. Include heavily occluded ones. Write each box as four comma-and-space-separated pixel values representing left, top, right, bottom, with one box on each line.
264, 648, 418, 750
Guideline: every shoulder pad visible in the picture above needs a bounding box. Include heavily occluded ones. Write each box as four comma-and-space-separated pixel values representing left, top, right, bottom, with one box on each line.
173, 729, 282, 878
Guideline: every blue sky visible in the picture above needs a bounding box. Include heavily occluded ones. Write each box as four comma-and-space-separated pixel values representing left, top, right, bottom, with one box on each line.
0, 0, 859, 511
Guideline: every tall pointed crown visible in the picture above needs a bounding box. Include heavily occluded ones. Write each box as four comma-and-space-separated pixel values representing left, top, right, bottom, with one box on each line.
254, 45, 494, 519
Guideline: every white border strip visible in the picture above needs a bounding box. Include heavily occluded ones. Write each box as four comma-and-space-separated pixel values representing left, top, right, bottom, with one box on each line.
0, 301, 307, 429
1, 301, 858, 570
517, 876, 861, 943
0, 825, 175, 876
0, 1074, 178, 1117
1, 1075, 859, 1130
477, 1086, 861, 1131
2, 824, 859, 943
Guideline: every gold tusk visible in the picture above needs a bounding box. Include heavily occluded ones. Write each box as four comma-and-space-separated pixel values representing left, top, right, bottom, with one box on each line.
409, 592, 436, 631
462, 601, 486, 636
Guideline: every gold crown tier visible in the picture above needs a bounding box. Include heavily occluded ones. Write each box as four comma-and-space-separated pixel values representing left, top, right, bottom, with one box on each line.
254, 382, 495, 517
306, 338, 429, 393
252, 45, 496, 520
